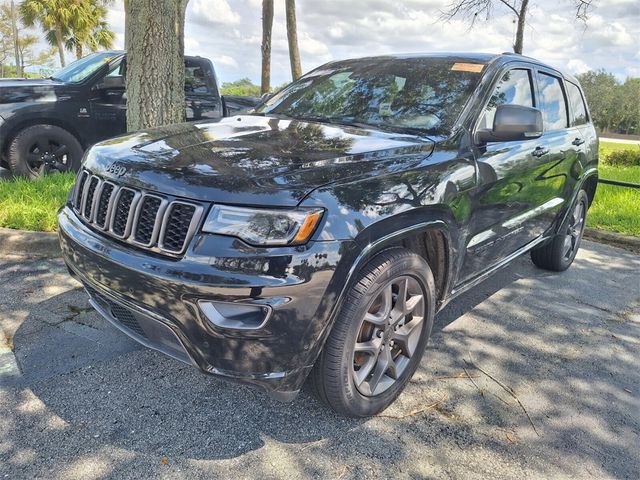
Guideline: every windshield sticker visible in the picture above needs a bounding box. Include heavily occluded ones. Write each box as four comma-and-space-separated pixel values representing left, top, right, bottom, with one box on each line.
451, 63, 484, 73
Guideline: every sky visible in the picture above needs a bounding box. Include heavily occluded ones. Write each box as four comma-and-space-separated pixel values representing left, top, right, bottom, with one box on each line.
96, 0, 639, 84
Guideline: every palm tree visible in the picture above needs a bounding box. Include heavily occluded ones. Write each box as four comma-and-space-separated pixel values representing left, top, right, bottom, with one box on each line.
285, 0, 301, 80
65, 2, 114, 60
261, 0, 273, 94
19, 0, 79, 67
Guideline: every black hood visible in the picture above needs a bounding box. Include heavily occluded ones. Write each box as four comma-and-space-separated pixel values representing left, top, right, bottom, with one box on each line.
0, 78, 66, 104
84, 115, 435, 206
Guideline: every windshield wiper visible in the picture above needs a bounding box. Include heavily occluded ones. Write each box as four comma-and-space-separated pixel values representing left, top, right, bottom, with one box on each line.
48, 76, 63, 82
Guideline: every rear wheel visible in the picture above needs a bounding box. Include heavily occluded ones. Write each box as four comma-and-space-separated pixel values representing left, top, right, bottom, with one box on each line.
8, 124, 83, 179
312, 249, 435, 417
531, 190, 588, 271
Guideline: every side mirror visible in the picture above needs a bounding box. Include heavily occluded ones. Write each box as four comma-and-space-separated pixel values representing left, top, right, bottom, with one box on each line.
97, 75, 125, 90
477, 104, 543, 143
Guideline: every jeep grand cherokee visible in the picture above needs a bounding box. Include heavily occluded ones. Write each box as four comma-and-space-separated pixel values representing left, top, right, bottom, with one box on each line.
58, 53, 598, 416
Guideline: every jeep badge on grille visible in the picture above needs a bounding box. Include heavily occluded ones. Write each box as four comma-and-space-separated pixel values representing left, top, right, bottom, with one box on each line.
106, 162, 127, 177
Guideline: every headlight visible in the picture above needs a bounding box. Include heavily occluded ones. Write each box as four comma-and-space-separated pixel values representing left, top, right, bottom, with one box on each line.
202, 205, 324, 246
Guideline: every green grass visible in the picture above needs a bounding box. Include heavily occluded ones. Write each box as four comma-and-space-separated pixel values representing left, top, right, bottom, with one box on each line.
588, 162, 640, 237
599, 141, 640, 158
0, 173, 75, 232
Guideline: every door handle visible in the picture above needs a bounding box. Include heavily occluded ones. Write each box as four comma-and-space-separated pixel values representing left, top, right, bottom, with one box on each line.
532, 146, 549, 157
572, 137, 585, 146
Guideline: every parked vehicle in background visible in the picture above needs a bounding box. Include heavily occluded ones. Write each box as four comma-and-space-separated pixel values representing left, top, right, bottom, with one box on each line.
58, 52, 598, 416
0, 51, 259, 178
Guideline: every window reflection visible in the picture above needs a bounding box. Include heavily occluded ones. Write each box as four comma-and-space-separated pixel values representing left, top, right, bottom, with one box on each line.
538, 73, 568, 131
479, 69, 533, 130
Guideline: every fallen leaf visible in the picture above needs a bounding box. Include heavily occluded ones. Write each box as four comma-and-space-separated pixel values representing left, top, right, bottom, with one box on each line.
160, 457, 169, 466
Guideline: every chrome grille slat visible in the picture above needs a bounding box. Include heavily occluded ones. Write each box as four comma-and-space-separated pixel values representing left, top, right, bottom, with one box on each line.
71, 169, 201, 256
82, 176, 101, 221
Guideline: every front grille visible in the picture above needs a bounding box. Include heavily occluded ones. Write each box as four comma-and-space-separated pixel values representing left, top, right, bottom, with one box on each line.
134, 195, 163, 245
112, 189, 136, 237
160, 203, 196, 252
95, 183, 114, 228
85, 285, 148, 339
72, 170, 203, 255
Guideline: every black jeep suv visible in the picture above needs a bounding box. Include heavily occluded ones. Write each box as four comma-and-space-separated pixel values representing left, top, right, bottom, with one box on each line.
58, 53, 598, 416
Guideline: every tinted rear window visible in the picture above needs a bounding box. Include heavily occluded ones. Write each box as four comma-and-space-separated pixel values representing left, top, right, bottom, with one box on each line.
537, 73, 568, 131
566, 81, 588, 126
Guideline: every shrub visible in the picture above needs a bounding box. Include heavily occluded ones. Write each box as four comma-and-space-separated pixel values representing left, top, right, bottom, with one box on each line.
604, 147, 640, 167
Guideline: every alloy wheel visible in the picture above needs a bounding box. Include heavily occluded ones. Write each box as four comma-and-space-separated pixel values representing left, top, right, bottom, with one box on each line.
562, 201, 585, 260
25, 138, 71, 175
352, 276, 426, 397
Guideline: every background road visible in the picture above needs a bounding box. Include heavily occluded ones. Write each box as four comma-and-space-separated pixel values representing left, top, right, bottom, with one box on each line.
1, 240, 639, 479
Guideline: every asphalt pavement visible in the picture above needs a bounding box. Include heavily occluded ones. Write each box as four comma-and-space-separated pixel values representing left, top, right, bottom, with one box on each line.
0, 240, 638, 479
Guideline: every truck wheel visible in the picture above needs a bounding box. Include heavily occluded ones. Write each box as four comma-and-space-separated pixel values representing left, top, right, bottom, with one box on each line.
531, 190, 588, 272
8, 124, 83, 179
312, 249, 435, 417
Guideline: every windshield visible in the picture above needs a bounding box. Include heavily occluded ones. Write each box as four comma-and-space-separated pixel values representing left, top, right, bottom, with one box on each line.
51, 52, 118, 83
256, 57, 485, 136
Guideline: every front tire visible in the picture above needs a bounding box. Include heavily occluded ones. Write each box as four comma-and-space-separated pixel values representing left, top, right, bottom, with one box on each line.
531, 190, 588, 272
8, 124, 83, 179
312, 248, 436, 417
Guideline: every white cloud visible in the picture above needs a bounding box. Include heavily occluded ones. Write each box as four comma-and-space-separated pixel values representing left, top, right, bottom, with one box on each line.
37, 0, 640, 85
190, 0, 241, 26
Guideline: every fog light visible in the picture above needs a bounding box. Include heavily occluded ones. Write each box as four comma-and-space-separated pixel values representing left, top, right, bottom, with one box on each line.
198, 300, 272, 330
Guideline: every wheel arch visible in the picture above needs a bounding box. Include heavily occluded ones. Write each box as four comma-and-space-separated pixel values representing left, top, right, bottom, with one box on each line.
1, 117, 86, 163
346, 220, 455, 312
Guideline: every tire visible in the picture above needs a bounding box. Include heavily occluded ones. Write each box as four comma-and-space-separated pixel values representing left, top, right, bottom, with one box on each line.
530, 190, 589, 272
312, 248, 436, 417
8, 124, 84, 179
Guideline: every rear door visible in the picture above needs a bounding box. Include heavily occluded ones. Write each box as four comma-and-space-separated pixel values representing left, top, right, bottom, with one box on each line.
530, 69, 579, 235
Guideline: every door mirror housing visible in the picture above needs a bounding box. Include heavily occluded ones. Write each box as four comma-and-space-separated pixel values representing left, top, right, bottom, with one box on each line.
476, 104, 543, 143
94, 75, 125, 91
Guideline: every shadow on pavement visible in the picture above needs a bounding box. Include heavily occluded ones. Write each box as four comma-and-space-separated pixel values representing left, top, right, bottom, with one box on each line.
1, 241, 638, 478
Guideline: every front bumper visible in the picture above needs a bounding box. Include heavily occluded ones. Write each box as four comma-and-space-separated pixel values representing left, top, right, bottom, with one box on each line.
58, 206, 356, 399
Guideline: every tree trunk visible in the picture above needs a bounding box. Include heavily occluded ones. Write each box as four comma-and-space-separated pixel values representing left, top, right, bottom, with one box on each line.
54, 26, 66, 67
76, 40, 83, 60
10, 0, 21, 77
125, 0, 189, 131
285, 0, 302, 80
261, 0, 274, 94
513, 0, 529, 54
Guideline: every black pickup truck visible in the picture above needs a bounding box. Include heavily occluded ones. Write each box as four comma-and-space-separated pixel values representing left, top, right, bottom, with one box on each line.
0, 51, 259, 178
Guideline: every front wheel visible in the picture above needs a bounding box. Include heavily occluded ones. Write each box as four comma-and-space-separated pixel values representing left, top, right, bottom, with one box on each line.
312, 249, 436, 417
531, 190, 588, 272
8, 124, 84, 179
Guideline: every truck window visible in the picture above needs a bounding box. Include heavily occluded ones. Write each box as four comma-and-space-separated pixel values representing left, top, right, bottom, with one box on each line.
537, 73, 568, 131
185, 60, 209, 94
479, 69, 533, 130
566, 81, 588, 126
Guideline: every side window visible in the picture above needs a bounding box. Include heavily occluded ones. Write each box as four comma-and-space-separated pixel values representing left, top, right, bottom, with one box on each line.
479, 69, 533, 130
106, 61, 125, 78
184, 60, 209, 94
537, 73, 568, 131
566, 81, 588, 126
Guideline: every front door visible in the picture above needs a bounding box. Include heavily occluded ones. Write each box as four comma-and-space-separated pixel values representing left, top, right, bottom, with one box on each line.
88, 60, 127, 143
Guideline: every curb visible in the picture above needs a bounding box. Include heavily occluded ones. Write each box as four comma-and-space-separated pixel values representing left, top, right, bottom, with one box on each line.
0, 227, 61, 257
584, 228, 640, 252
